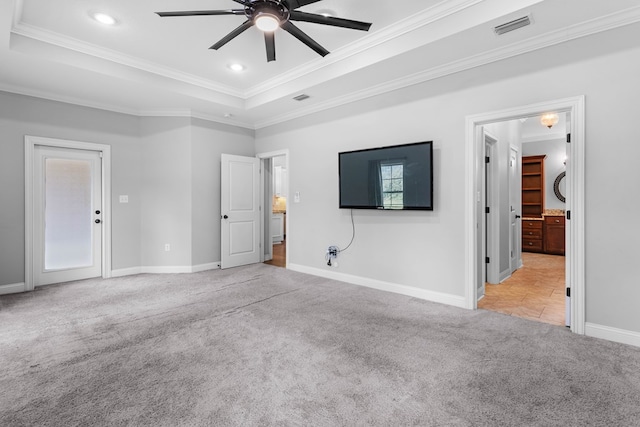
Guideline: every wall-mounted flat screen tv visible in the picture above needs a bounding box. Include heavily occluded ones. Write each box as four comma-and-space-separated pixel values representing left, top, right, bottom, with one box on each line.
339, 141, 433, 210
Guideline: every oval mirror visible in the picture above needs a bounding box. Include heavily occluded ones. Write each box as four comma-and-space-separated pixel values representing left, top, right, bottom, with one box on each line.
554, 171, 566, 203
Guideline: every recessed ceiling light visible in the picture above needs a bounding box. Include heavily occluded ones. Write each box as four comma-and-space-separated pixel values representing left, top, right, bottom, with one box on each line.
228, 63, 246, 72
92, 12, 117, 26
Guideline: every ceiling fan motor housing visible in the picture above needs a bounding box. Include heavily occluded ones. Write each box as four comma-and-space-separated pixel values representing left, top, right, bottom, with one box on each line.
246, 0, 290, 24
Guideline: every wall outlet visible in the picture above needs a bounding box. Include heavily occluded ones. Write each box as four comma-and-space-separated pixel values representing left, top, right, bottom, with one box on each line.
164, 244, 170, 252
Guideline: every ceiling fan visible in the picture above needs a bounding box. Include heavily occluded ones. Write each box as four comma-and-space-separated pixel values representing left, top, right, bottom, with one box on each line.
156, 0, 372, 62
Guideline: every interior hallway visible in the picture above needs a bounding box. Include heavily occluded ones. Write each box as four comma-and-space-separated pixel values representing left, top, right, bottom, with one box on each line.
479, 252, 566, 326
264, 240, 286, 268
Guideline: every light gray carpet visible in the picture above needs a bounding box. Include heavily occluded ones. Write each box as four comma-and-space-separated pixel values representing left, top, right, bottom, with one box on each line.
1, 264, 639, 426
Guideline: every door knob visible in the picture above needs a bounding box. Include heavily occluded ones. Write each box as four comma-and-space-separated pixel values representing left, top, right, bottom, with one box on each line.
95, 210, 101, 215
95, 219, 101, 224
515, 215, 521, 219
222, 215, 228, 219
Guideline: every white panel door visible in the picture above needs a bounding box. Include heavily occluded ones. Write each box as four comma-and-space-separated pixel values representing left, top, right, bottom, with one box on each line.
221, 154, 261, 269
33, 146, 102, 286
509, 147, 521, 273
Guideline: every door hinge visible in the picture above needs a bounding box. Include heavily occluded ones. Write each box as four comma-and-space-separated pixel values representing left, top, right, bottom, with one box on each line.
485, 156, 490, 164
566, 288, 571, 297
485, 257, 490, 264
485, 207, 490, 214
566, 133, 571, 143
566, 210, 571, 220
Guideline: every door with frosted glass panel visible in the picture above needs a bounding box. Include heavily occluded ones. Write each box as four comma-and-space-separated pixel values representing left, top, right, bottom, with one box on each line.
33, 146, 102, 286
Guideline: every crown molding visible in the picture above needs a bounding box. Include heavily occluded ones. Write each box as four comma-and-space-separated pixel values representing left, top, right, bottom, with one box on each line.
0, 82, 142, 116
521, 132, 566, 144
6, 3, 640, 131
0, 84, 256, 130
10, 21, 245, 98
254, 5, 640, 129
244, 0, 485, 98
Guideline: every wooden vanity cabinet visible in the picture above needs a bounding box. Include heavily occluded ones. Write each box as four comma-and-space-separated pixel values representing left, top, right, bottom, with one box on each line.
544, 215, 565, 255
522, 220, 543, 253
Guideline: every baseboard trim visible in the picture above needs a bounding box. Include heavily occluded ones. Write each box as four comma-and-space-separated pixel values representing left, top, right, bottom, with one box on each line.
111, 267, 143, 277
585, 322, 640, 348
191, 262, 220, 273
0, 282, 26, 295
289, 264, 466, 309
112, 263, 221, 276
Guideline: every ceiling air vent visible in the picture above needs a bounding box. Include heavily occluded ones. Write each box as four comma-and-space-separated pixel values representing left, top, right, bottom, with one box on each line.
494, 15, 531, 36
293, 94, 310, 101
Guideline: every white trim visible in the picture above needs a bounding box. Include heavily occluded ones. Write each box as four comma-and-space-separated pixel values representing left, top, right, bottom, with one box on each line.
4, 5, 639, 130
254, 6, 640, 129
245, 0, 486, 98
484, 131, 499, 285
82, 262, 222, 278
585, 323, 640, 349
191, 262, 220, 273
110, 267, 143, 278
0, 282, 26, 295
289, 264, 467, 309
24, 136, 112, 291
464, 96, 585, 335
10, 21, 243, 98
520, 131, 566, 144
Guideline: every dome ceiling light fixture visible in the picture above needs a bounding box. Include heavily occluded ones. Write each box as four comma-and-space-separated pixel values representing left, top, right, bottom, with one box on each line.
156, 0, 372, 62
540, 113, 559, 128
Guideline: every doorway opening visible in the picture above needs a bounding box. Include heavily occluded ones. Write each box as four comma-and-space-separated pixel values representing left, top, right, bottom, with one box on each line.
480, 114, 568, 326
257, 150, 289, 269
465, 96, 585, 335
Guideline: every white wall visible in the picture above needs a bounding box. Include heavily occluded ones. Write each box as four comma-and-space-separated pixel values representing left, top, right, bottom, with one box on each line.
139, 117, 193, 268
0, 91, 142, 284
191, 118, 255, 266
255, 23, 640, 334
0, 92, 255, 284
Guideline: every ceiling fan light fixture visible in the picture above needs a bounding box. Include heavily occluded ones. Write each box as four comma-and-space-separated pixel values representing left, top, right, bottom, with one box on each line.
255, 13, 281, 32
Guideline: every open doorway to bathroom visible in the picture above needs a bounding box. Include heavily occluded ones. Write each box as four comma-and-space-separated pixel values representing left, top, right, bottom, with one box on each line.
478, 113, 568, 327
262, 154, 287, 268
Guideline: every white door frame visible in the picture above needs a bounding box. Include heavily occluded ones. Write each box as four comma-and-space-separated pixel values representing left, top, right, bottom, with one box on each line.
484, 131, 499, 286
257, 149, 289, 268
509, 145, 522, 273
25, 136, 112, 291
464, 96, 585, 335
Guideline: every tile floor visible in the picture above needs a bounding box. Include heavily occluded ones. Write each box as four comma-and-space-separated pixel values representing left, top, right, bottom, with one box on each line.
478, 252, 566, 326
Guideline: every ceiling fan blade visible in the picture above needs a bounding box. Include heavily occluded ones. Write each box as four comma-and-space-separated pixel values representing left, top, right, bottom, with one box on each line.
210, 20, 254, 50
287, 0, 323, 8
289, 11, 372, 31
265, 32, 276, 62
156, 10, 245, 17
281, 21, 329, 57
